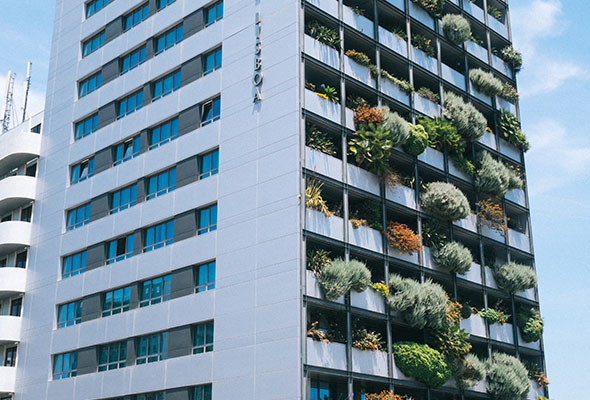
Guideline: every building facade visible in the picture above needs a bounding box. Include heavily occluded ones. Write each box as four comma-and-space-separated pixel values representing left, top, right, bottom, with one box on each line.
2, 0, 547, 399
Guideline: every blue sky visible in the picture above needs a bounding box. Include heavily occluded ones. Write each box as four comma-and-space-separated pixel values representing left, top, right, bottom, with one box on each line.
1, 0, 588, 398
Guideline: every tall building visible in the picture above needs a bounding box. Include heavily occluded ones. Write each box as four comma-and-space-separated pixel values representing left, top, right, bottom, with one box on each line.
0, 0, 548, 399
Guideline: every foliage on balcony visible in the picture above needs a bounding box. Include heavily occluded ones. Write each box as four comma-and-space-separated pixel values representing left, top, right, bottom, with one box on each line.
305, 180, 333, 217
516, 306, 544, 343
498, 109, 530, 151
306, 320, 330, 342
387, 274, 448, 329
411, 33, 436, 58
385, 223, 422, 254
307, 81, 340, 104
364, 391, 412, 400
410, 0, 445, 18
381, 106, 411, 145
347, 95, 370, 111
469, 68, 503, 97
392, 26, 408, 42
354, 107, 385, 126
421, 219, 448, 249
523, 360, 550, 389
345, 49, 372, 66
421, 182, 471, 221
500, 82, 519, 103
501, 45, 523, 70
393, 342, 452, 387
454, 353, 487, 390
442, 14, 472, 44
352, 328, 385, 351
380, 70, 414, 94
416, 87, 440, 104
433, 241, 473, 274
306, 20, 341, 50
432, 323, 471, 361
350, 199, 383, 231
493, 262, 537, 294
317, 258, 372, 299
371, 282, 389, 297
474, 306, 511, 325
443, 91, 487, 141
475, 152, 523, 197
403, 124, 429, 156
487, 5, 503, 21
486, 353, 530, 399
469, 34, 485, 47
306, 125, 337, 156
476, 198, 508, 236
307, 248, 332, 274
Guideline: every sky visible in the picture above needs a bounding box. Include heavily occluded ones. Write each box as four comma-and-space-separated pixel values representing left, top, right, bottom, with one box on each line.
0, 0, 588, 398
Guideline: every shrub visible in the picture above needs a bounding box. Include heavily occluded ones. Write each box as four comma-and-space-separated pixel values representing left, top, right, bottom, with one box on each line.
475, 307, 510, 325
393, 342, 451, 387
387, 274, 448, 330
347, 259, 372, 292
523, 360, 550, 388
403, 124, 429, 156
501, 45, 523, 70
348, 123, 395, 178
493, 262, 537, 294
433, 241, 473, 274
352, 328, 385, 351
498, 109, 530, 151
486, 353, 530, 399
306, 125, 337, 156
469, 68, 503, 97
307, 321, 330, 342
410, 0, 445, 18
475, 151, 523, 197
416, 87, 440, 103
442, 14, 471, 44
317, 258, 372, 299
454, 353, 486, 390
411, 34, 436, 58
381, 70, 414, 94
501, 82, 519, 103
345, 49, 371, 66
306, 21, 341, 49
418, 117, 463, 154
516, 306, 543, 343
443, 91, 487, 141
379, 106, 411, 146
385, 222, 422, 254
305, 180, 332, 216
307, 248, 332, 274
421, 182, 471, 221
432, 324, 471, 360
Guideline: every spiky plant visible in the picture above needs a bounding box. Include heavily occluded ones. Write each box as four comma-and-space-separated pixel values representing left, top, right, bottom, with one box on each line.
469, 68, 503, 97
442, 14, 471, 44
493, 261, 537, 294
486, 353, 530, 399
443, 91, 487, 141
475, 151, 523, 197
421, 182, 471, 221
433, 241, 473, 274
454, 354, 486, 390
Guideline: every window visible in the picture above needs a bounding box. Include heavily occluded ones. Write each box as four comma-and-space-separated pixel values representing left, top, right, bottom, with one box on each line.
67, 203, 91, 231
4, 346, 17, 367
201, 98, 220, 126
53, 352, 77, 380
152, 70, 181, 101
62, 251, 87, 278
0, 258, 6, 268
15, 251, 27, 269
107, 235, 134, 264
86, 0, 110, 18
198, 205, 217, 235
146, 168, 176, 200
155, 24, 183, 54
102, 287, 131, 317
20, 205, 32, 222
124, 3, 149, 31
118, 90, 144, 118
157, 0, 175, 10
82, 31, 105, 57
140, 275, 171, 307
193, 384, 212, 400
192, 321, 214, 354
114, 136, 140, 165
199, 149, 219, 179
71, 158, 94, 184
121, 46, 146, 74
136, 332, 168, 364
111, 185, 138, 214
203, 48, 222, 75
79, 72, 102, 98
149, 118, 178, 149
205, 1, 223, 26
25, 161, 37, 177
57, 301, 82, 328
75, 114, 98, 140
144, 220, 174, 252
10, 298, 22, 317
1, 214, 11, 222
195, 261, 215, 293
31, 123, 41, 133
98, 341, 127, 371
138, 392, 165, 400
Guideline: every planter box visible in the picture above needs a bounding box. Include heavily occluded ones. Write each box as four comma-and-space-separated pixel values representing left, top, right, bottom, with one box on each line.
418, 146, 444, 170
344, 57, 376, 88
306, 269, 345, 304
442, 64, 466, 90
381, 78, 410, 106
496, 96, 517, 115
422, 246, 439, 271
458, 262, 483, 284
305, 89, 341, 124
305, 0, 338, 17
528, 380, 545, 399
469, 380, 487, 393
453, 213, 477, 233
460, 315, 487, 337
481, 225, 505, 243
470, 85, 492, 105
347, 164, 381, 195
348, 223, 384, 253
492, 54, 513, 79
505, 189, 526, 207
508, 229, 531, 253
489, 322, 514, 344
499, 138, 521, 161
517, 288, 536, 301
414, 94, 440, 118
477, 130, 497, 150
306, 209, 344, 241
465, 41, 488, 63
411, 46, 438, 75
306, 337, 347, 370
489, 17, 508, 38
386, 185, 416, 209
388, 246, 419, 264
484, 266, 498, 289
385, 0, 404, 11
409, 1, 435, 29
448, 159, 472, 181
518, 330, 541, 350
378, 27, 407, 57
345, 107, 355, 130
463, 1, 484, 22
352, 348, 389, 377
343, 7, 374, 39
305, 35, 340, 70
305, 147, 343, 182
351, 288, 386, 314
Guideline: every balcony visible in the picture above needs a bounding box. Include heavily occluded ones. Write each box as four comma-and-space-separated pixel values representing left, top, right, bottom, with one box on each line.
409, 1, 434, 29
0, 366, 16, 394
458, 262, 483, 284
348, 223, 383, 253
305, 35, 340, 70
305, 148, 343, 182
0, 268, 27, 296
460, 314, 487, 337
0, 221, 32, 254
0, 130, 41, 177
306, 337, 347, 370
306, 0, 338, 17
351, 288, 386, 314
344, 56, 376, 88
411, 46, 437, 75
384, 0, 404, 11
352, 348, 388, 376
343, 7, 374, 39
496, 96, 517, 115
499, 138, 521, 161
0, 315, 22, 344
0, 176, 37, 216
381, 78, 411, 106
306, 209, 344, 242
348, 164, 380, 195
505, 189, 526, 207
305, 88, 341, 124
442, 64, 466, 91
378, 27, 408, 58
490, 322, 514, 344
413, 93, 441, 118
489, 17, 509, 38
465, 41, 488, 63
418, 146, 444, 170
385, 184, 416, 210
492, 54, 513, 79
508, 229, 531, 253
477, 130, 497, 150
470, 85, 493, 106
463, 1, 485, 23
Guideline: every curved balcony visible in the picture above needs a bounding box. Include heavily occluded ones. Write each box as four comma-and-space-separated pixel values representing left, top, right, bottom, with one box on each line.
0, 315, 22, 344
0, 221, 32, 255
0, 366, 16, 394
0, 130, 41, 177
0, 268, 27, 296
0, 176, 36, 216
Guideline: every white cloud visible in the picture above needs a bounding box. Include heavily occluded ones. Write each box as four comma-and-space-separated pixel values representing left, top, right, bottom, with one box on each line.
0, 71, 45, 129
519, 61, 588, 97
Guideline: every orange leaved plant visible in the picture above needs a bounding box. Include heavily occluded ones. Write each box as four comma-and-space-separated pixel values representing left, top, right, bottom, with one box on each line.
364, 391, 411, 400
476, 199, 507, 237
385, 222, 422, 254
354, 107, 384, 126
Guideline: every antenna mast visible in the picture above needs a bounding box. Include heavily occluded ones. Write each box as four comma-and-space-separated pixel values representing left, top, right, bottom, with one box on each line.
22, 61, 32, 123
1, 71, 16, 133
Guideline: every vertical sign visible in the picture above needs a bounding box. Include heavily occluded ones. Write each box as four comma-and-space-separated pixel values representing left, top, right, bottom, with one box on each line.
253, 12, 263, 103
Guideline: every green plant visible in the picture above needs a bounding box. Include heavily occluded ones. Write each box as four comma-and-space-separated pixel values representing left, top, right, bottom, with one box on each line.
316, 258, 372, 299
432, 324, 471, 360
348, 260, 372, 292
307, 248, 332, 274
306, 20, 341, 50
385, 223, 422, 254
347, 95, 370, 111
319, 85, 339, 103
486, 353, 530, 399
403, 124, 429, 156
475, 151, 523, 197
469, 68, 503, 97
306, 125, 337, 156
364, 391, 412, 400
523, 360, 550, 388
416, 87, 440, 103
442, 14, 471, 44
433, 241, 473, 274
454, 353, 486, 390
487, 5, 503, 21
443, 91, 487, 141
421, 182, 471, 221
500, 82, 519, 103
469, 34, 485, 47
380, 70, 414, 94
393, 342, 451, 387
476, 307, 510, 325
421, 220, 448, 249
498, 109, 530, 151
493, 262, 537, 294
387, 274, 449, 330
516, 306, 543, 343
410, 0, 445, 18
501, 45, 523, 70
371, 282, 389, 297
352, 328, 385, 351
411, 33, 436, 58
305, 180, 332, 216
380, 106, 411, 146
392, 26, 408, 41
352, 199, 384, 231
345, 49, 371, 66
348, 123, 394, 178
